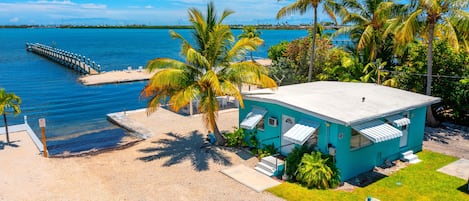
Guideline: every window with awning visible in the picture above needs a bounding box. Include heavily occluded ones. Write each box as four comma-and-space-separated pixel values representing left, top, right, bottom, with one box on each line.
283, 119, 320, 145
352, 120, 403, 143
240, 107, 267, 130
385, 115, 411, 127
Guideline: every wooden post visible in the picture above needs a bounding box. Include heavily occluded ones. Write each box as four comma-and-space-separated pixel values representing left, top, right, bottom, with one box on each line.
39, 118, 48, 158
41, 127, 48, 158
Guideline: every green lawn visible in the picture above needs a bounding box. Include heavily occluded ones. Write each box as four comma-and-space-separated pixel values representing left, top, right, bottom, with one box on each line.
267, 151, 469, 201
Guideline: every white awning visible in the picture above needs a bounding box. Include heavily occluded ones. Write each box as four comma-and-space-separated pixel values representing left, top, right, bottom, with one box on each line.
352, 120, 403, 143
385, 115, 411, 127
240, 107, 267, 130
283, 119, 320, 145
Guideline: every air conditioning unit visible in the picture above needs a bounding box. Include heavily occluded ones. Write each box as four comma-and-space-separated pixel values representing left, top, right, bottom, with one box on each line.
268, 117, 278, 127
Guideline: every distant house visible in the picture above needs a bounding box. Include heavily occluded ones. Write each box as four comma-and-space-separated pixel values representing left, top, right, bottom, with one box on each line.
239, 81, 440, 180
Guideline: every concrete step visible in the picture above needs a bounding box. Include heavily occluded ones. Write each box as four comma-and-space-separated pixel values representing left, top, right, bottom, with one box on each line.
403, 154, 418, 162
255, 166, 275, 177
261, 156, 284, 168
256, 162, 276, 173
409, 158, 422, 164
402, 150, 414, 157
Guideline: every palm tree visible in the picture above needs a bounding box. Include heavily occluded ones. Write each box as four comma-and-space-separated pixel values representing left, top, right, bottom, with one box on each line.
277, 0, 339, 82
141, 2, 277, 145
335, 0, 400, 63
238, 26, 262, 61
394, 0, 469, 125
0, 89, 21, 144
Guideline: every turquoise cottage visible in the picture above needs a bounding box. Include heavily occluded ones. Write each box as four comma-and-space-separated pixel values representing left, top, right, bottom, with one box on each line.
239, 81, 440, 180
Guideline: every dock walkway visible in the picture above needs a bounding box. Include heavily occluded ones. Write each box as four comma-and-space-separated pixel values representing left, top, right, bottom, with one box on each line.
26, 43, 101, 75
79, 69, 155, 86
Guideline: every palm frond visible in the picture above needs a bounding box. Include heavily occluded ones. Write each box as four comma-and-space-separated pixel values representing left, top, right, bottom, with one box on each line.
442, 17, 460, 52
169, 84, 200, 112
396, 9, 423, 44
186, 48, 210, 70
276, 1, 310, 19
146, 58, 188, 72
227, 37, 263, 62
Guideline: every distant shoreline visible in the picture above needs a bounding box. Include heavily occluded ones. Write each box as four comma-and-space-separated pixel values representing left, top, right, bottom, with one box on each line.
0, 24, 344, 30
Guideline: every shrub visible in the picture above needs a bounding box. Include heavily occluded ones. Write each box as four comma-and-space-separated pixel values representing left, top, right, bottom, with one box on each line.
257, 143, 277, 160
285, 145, 314, 181
296, 151, 340, 189
224, 127, 246, 147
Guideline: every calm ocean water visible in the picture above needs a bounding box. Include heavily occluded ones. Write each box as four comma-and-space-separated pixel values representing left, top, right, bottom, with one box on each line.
0, 28, 309, 154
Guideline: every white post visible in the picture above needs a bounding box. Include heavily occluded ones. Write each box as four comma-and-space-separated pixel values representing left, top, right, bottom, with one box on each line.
189, 99, 193, 116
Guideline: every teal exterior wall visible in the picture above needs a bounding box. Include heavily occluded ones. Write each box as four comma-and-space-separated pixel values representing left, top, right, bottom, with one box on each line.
239, 99, 429, 181
239, 100, 331, 154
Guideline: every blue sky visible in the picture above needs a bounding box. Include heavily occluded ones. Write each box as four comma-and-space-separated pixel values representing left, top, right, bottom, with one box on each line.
0, 0, 321, 25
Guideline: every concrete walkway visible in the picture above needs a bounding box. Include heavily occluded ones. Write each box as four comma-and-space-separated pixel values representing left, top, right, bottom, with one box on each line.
221, 164, 281, 192
437, 159, 469, 180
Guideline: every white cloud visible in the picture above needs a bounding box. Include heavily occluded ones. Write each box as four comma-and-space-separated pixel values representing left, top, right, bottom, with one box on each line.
9, 17, 19, 22
144, 5, 153, 9
81, 3, 107, 9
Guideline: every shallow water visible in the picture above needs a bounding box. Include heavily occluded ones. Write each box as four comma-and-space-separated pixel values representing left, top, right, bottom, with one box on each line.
0, 28, 310, 154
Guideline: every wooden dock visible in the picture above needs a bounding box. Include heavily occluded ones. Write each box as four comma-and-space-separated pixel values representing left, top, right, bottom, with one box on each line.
79, 69, 156, 86
26, 43, 101, 75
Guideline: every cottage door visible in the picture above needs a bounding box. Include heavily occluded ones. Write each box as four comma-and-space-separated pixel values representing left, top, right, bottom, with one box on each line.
400, 125, 408, 148
281, 115, 296, 155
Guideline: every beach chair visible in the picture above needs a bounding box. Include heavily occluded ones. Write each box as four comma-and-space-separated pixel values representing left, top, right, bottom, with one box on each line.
126, 66, 132, 73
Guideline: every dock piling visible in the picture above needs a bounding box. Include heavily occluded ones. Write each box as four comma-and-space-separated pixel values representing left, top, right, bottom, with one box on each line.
26, 43, 101, 75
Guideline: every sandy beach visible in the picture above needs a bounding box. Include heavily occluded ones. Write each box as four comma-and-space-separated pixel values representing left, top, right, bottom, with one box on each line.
2, 106, 468, 200
0, 108, 282, 201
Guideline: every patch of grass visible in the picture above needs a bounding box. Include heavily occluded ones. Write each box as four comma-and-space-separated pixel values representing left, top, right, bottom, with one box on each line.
268, 151, 469, 201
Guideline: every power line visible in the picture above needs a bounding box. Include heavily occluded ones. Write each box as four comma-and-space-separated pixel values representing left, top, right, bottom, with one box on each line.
381, 70, 466, 79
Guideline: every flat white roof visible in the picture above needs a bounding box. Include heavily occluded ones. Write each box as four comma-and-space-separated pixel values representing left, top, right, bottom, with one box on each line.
243, 81, 441, 126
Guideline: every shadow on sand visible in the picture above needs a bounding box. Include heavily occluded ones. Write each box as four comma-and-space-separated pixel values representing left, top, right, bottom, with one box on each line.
0, 140, 20, 150
138, 131, 232, 171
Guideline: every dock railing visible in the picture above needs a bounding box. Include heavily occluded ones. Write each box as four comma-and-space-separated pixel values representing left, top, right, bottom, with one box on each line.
26, 43, 101, 75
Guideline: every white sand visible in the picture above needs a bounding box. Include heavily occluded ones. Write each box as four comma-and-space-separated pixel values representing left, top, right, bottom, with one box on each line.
0, 109, 283, 201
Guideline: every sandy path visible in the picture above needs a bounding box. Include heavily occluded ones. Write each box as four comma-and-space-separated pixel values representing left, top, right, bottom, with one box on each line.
0, 109, 283, 201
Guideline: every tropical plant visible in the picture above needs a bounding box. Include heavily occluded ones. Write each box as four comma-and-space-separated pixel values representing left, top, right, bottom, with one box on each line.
141, 2, 277, 145
335, 0, 400, 63
393, 0, 469, 125
296, 151, 340, 189
395, 40, 469, 125
257, 143, 277, 160
268, 40, 289, 61
238, 26, 262, 61
0, 89, 21, 144
285, 144, 314, 180
277, 0, 339, 82
224, 127, 246, 147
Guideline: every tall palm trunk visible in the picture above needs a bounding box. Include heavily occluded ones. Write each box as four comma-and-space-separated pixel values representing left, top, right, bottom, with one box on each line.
213, 123, 226, 146
308, 6, 318, 82
426, 20, 439, 126
3, 113, 9, 144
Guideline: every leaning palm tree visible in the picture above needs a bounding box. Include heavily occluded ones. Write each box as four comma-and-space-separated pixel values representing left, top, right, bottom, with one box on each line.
277, 0, 339, 82
238, 26, 262, 61
393, 0, 469, 125
141, 2, 277, 145
0, 89, 21, 144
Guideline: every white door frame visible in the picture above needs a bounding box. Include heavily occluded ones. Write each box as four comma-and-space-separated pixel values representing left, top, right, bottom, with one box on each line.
400, 112, 409, 148
281, 115, 296, 154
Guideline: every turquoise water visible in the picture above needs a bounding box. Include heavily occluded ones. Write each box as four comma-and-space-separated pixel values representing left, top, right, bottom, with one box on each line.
0, 28, 309, 154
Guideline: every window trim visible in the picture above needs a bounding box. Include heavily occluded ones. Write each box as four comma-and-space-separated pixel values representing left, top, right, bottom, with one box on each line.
350, 129, 372, 151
